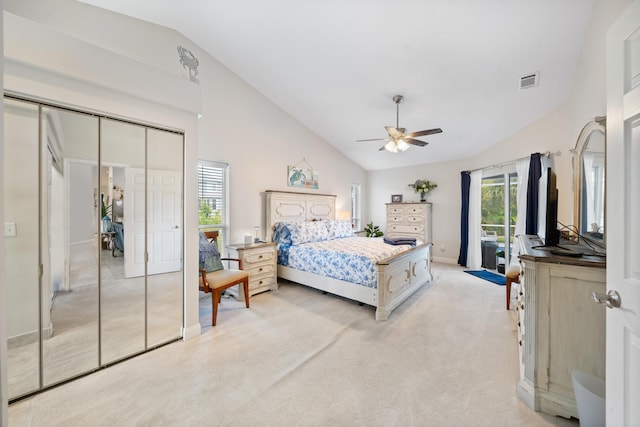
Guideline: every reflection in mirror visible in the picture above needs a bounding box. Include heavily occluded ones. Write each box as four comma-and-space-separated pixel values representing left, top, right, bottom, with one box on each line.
4, 98, 40, 399
41, 107, 100, 386
147, 128, 184, 347
572, 116, 606, 245
100, 118, 147, 364
4, 96, 185, 400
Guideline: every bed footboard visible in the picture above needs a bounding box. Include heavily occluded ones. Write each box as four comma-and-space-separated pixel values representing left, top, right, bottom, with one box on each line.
375, 243, 432, 320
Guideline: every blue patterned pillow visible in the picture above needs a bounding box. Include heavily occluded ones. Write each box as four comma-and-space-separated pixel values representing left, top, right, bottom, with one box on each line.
198, 232, 223, 272
288, 221, 329, 245
272, 222, 292, 244
327, 220, 354, 239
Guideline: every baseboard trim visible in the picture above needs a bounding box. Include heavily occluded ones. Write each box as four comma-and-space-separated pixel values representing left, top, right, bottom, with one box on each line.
432, 256, 457, 265
182, 323, 201, 341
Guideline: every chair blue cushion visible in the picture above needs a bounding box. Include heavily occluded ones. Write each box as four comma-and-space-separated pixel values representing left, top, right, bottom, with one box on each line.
199, 232, 224, 273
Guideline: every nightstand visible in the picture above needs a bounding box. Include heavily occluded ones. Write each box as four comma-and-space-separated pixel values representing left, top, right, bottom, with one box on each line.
225, 242, 277, 299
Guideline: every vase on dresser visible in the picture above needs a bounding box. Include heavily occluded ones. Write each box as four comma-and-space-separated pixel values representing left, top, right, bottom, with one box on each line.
419, 191, 427, 202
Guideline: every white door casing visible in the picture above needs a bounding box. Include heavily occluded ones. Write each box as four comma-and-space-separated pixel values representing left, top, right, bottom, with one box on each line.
606, 1, 640, 425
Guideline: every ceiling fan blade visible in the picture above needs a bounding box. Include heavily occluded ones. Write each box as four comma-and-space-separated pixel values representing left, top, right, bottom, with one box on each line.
385, 126, 406, 138
405, 128, 443, 138
404, 138, 429, 147
356, 137, 390, 143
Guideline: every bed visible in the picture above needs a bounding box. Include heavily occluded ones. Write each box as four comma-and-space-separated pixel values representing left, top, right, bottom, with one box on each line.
265, 190, 432, 320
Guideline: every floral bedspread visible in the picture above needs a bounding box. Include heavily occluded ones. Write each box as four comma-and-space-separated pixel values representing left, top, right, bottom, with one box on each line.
278, 237, 412, 288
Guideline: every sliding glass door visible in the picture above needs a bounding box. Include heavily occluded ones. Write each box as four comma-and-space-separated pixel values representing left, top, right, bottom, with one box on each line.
481, 172, 517, 271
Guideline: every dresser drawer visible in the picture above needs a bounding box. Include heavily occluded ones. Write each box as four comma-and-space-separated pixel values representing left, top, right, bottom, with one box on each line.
388, 214, 405, 223
388, 224, 424, 234
388, 206, 404, 215
404, 205, 426, 215
405, 215, 425, 223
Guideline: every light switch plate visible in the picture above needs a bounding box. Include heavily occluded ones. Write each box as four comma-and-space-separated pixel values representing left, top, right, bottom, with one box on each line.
4, 222, 16, 237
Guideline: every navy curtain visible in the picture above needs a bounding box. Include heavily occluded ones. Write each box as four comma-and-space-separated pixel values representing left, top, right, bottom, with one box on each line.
457, 171, 471, 266
525, 152, 542, 235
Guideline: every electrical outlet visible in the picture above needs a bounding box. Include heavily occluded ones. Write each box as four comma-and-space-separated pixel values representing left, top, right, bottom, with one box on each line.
440, 244, 445, 252
4, 222, 17, 237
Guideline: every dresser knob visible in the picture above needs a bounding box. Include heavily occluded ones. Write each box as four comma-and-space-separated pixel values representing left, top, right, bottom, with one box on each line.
519, 340, 522, 346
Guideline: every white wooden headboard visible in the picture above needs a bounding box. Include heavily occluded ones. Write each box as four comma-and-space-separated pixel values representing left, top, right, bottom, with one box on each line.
265, 190, 336, 241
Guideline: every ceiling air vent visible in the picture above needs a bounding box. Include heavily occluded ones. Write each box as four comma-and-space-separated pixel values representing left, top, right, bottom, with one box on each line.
519, 72, 539, 90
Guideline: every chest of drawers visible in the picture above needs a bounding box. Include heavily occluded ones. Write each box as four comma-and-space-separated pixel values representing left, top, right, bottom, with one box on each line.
386, 202, 432, 244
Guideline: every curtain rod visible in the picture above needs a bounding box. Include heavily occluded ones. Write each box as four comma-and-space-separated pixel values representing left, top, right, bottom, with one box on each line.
464, 151, 551, 174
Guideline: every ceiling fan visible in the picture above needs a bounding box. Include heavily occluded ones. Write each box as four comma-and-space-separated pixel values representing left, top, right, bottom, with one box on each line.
356, 95, 443, 153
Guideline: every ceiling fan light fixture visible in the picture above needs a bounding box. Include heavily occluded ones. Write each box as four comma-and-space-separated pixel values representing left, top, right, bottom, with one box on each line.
384, 140, 410, 153
397, 139, 410, 151
384, 141, 399, 153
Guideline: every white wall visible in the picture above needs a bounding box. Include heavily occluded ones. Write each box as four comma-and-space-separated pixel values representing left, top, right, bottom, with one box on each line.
185, 27, 367, 244
368, 0, 631, 264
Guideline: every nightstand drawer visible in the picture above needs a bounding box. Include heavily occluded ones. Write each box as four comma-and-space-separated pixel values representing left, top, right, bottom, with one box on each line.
246, 263, 275, 277
244, 248, 275, 265
250, 273, 276, 290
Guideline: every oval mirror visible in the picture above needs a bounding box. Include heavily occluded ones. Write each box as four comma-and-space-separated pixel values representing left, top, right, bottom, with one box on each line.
572, 116, 606, 246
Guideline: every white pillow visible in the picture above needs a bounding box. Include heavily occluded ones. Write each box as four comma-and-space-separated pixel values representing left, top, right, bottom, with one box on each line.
288, 221, 329, 245
327, 220, 354, 239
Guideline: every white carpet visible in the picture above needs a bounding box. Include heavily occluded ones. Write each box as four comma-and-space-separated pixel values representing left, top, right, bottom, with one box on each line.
9, 263, 577, 426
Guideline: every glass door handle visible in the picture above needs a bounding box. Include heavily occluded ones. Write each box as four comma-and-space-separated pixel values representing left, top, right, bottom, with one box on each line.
592, 290, 621, 308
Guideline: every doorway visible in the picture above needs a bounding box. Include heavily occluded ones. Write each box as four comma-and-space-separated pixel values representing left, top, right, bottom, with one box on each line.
481, 172, 517, 272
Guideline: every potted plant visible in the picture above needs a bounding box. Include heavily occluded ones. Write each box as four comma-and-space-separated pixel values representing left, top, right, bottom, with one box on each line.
409, 179, 437, 202
364, 221, 384, 237
101, 196, 112, 233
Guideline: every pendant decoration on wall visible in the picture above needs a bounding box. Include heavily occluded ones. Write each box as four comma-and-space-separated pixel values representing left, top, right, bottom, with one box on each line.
177, 45, 199, 83
287, 158, 319, 189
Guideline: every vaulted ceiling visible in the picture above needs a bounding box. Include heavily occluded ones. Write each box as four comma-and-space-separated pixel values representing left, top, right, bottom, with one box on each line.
79, 0, 594, 171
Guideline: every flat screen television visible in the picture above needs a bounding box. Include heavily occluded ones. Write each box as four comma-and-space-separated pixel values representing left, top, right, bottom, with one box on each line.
543, 167, 560, 247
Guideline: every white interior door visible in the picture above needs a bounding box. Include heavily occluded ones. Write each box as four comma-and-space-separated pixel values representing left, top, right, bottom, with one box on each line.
124, 167, 146, 278
124, 167, 181, 278
146, 168, 182, 275
606, 1, 640, 425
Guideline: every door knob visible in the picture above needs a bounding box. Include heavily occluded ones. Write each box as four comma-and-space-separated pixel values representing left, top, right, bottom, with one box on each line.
591, 290, 621, 308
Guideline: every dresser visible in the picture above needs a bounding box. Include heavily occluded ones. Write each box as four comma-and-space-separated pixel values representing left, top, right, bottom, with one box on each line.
516, 235, 606, 419
225, 242, 277, 299
386, 202, 432, 245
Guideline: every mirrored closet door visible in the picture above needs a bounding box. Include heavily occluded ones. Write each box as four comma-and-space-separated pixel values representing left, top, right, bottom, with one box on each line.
3, 96, 184, 401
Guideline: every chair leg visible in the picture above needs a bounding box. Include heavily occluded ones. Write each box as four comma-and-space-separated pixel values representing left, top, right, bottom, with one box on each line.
243, 278, 250, 309
506, 275, 520, 310
212, 289, 220, 326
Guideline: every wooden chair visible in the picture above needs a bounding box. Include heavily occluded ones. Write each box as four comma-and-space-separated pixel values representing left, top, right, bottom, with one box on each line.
199, 231, 250, 326
505, 265, 521, 310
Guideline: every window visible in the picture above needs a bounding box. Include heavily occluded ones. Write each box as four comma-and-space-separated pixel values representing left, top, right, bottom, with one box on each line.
198, 160, 229, 249
351, 183, 361, 230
